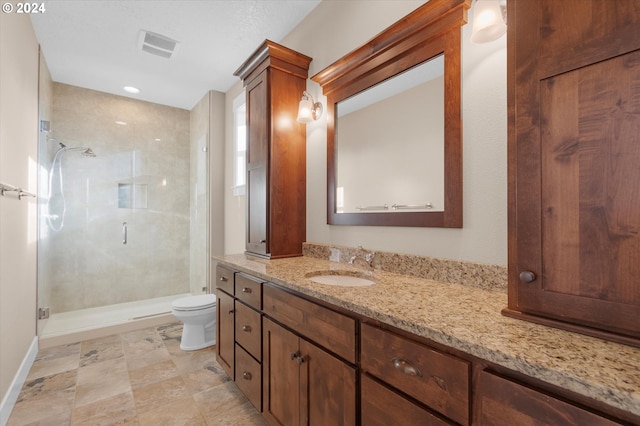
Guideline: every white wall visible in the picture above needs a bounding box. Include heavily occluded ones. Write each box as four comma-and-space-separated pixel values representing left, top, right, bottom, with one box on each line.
279, 0, 508, 265
0, 5, 39, 415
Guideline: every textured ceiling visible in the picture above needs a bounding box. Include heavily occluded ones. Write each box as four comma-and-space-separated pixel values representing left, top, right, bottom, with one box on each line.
30, 0, 320, 110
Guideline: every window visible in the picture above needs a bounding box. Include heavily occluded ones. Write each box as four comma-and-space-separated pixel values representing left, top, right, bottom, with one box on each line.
233, 92, 246, 196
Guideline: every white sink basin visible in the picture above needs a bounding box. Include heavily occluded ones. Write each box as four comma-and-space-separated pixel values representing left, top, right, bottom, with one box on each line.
306, 271, 375, 287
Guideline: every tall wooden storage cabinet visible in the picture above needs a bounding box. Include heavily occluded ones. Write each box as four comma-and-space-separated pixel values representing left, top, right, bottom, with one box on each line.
234, 40, 311, 259
505, 0, 640, 345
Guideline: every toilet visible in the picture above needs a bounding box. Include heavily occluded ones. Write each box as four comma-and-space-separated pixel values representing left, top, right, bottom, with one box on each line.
171, 294, 217, 351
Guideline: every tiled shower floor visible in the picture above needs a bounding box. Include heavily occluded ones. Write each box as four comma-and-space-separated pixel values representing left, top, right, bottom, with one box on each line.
7, 323, 267, 425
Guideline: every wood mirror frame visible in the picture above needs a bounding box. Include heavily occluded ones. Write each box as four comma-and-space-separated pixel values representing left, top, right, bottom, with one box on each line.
312, 0, 470, 227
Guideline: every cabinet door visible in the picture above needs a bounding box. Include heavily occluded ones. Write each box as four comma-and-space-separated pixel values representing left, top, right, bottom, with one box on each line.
246, 71, 269, 256
263, 319, 300, 426
299, 339, 356, 426
216, 290, 235, 379
508, 0, 640, 339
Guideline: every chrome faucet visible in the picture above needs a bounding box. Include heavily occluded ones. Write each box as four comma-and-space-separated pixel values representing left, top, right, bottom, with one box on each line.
349, 246, 375, 272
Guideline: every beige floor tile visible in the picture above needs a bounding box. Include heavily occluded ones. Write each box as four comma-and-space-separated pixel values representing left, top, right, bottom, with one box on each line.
128, 359, 179, 389
79, 334, 124, 367
26, 353, 80, 381
16, 369, 77, 402
132, 375, 191, 414
193, 382, 267, 426
71, 391, 137, 425
125, 346, 171, 371
135, 396, 206, 426
171, 347, 217, 374
8, 370, 76, 425
75, 357, 132, 407
27, 342, 81, 380
34, 342, 81, 362
10, 323, 270, 426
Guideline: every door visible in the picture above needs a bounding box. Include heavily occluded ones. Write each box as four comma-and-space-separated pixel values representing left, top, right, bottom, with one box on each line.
299, 339, 356, 426
246, 71, 269, 256
509, 0, 640, 338
216, 290, 235, 379
263, 319, 300, 426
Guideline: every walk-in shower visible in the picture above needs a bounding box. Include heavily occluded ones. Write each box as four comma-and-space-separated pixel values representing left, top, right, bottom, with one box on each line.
37, 82, 208, 345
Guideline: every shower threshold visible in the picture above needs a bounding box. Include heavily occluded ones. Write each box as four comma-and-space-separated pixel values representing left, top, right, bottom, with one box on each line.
38, 293, 189, 348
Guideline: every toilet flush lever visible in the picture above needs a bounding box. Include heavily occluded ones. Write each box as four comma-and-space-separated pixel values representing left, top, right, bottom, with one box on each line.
122, 222, 127, 245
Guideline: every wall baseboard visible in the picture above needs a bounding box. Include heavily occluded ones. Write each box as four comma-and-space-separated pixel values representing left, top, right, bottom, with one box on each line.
0, 337, 38, 426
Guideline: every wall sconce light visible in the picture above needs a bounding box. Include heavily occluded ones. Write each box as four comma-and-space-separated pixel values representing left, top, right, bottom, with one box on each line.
296, 91, 323, 123
471, 0, 506, 43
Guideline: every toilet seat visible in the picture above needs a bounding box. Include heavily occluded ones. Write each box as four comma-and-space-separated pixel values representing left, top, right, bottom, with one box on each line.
172, 294, 216, 312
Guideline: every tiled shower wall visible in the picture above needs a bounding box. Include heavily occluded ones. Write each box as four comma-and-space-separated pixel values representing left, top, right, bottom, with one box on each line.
41, 83, 191, 313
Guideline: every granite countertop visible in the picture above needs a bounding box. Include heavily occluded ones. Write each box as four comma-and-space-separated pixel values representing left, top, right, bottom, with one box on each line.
214, 253, 640, 417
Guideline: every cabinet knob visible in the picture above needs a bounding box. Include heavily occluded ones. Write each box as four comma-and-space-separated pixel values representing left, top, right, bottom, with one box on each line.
241, 287, 252, 294
290, 352, 299, 360
219, 276, 228, 282
228, 309, 235, 315
519, 271, 536, 283
242, 371, 252, 380
392, 357, 423, 377
242, 325, 252, 332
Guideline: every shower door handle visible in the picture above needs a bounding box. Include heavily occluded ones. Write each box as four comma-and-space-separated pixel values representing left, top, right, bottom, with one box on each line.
122, 222, 127, 245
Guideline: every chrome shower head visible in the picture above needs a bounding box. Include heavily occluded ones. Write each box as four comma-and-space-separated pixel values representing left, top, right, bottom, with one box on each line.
82, 148, 96, 157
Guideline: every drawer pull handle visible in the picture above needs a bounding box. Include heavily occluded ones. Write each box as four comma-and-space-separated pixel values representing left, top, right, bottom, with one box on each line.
219, 276, 228, 282
242, 325, 252, 332
392, 357, 423, 377
242, 371, 252, 380
228, 310, 235, 315
242, 287, 252, 294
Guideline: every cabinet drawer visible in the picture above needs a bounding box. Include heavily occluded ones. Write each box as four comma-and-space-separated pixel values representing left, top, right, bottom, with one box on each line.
476, 370, 621, 426
361, 374, 452, 426
361, 323, 469, 426
215, 265, 234, 294
235, 273, 263, 309
263, 284, 356, 363
235, 301, 262, 361
235, 344, 262, 412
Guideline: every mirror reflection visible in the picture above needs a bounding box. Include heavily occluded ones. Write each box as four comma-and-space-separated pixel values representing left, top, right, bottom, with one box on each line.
335, 55, 444, 213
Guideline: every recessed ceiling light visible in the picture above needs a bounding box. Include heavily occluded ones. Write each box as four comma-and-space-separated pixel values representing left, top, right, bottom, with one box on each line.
115, 120, 128, 126
123, 86, 140, 94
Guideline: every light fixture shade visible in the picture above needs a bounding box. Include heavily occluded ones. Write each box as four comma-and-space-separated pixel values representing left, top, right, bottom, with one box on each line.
297, 96, 314, 123
471, 0, 506, 43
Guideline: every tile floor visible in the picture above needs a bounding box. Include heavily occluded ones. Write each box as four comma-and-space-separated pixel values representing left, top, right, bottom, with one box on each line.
8, 322, 268, 425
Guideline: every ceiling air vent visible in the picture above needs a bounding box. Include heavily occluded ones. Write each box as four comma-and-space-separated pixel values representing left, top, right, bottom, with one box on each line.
138, 30, 179, 59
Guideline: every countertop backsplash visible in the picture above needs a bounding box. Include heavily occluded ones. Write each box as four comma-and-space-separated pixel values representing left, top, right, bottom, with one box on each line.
303, 242, 508, 292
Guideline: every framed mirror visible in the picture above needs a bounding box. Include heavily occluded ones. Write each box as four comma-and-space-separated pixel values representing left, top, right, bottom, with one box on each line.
312, 0, 470, 227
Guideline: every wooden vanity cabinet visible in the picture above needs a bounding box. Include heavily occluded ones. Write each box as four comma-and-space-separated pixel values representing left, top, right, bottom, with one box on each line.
262, 284, 357, 426
215, 265, 235, 379
361, 322, 470, 426
234, 40, 311, 259
215, 266, 265, 412
505, 0, 640, 345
